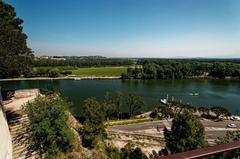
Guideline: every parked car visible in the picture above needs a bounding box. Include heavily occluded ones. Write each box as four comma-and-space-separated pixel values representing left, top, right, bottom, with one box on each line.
218, 115, 224, 119
227, 123, 237, 128
230, 116, 240, 121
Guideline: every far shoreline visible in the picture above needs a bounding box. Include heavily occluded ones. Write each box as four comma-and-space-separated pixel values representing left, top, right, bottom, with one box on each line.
0, 76, 239, 82
0, 76, 122, 82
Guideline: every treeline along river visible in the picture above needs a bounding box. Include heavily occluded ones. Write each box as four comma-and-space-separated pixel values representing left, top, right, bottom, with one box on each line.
1, 79, 240, 116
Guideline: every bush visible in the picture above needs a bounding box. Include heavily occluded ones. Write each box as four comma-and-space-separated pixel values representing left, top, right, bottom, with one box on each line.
79, 98, 105, 148
61, 70, 72, 75
164, 111, 206, 154
105, 144, 120, 159
48, 68, 60, 77
33, 67, 49, 76
79, 120, 103, 148
23, 70, 35, 78
150, 109, 158, 118
24, 94, 74, 158
120, 143, 148, 159
121, 73, 131, 79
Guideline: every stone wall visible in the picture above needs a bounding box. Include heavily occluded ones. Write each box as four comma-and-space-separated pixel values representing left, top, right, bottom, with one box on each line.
0, 99, 12, 159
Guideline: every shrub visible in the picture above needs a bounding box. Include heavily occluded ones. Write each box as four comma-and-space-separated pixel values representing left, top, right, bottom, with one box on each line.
61, 70, 72, 75
48, 68, 60, 77
150, 109, 158, 118
24, 94, 74, 158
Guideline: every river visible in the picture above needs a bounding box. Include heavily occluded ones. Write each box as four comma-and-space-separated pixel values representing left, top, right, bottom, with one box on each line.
1, 79, 240, 115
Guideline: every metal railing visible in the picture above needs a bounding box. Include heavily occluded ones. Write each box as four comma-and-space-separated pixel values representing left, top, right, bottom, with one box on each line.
155, 141, 240, 159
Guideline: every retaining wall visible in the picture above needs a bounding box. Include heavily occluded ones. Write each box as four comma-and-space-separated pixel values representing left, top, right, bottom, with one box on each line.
0, 91, 12, 159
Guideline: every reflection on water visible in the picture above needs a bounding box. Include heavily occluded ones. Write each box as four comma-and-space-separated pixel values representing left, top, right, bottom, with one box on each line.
1, 79, 240, 115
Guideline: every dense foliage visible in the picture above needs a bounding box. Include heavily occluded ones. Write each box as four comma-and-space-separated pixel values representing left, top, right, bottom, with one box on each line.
80, 98, 106, 148
164, 111, 206, 154
33, 58, 133, 67
26, 67, 73, 78
120, 143, 148, 159
214, 131, 240, 158
126, 93, 146, 118
79, 93, 146, 149
150, 106, 174, 119
99, 143, 149, 159
103, 91, 123, 120
0, 1, 33, 78
24, 94, 74, 158
78, 92, 146, 121
104, 143, 148, 159
122, 61, 240, 79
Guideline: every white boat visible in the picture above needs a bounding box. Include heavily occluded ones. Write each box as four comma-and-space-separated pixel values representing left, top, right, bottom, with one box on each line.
160, 99, 167, 104
189, 93, 199, 96
74, 77, 81, 80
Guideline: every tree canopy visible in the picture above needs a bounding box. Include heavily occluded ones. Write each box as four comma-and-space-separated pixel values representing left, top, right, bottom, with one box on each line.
33, 57, 133, 68
126, 93, 146, 118
214, 131, 240, 158
24, 94, 74, 158
0, 1, 33, 78
120, 143, 148, 159
122, 61, 240, 79
164, 111, 206, 154
103, 91, 123, 120
80, 98, 106, 148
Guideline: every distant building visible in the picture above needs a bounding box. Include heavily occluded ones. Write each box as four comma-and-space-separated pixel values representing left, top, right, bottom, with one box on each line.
50, 56, 66, 60
39, 56, 49, 59
35, 56, 66, 61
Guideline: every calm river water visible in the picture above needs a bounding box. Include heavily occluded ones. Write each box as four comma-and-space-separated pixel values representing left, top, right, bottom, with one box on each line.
1, 79, 240, 115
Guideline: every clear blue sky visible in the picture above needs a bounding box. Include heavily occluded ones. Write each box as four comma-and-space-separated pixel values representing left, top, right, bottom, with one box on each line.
6, 0, 240, 57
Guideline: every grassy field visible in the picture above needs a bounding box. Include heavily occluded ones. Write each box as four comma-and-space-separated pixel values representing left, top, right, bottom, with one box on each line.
35, 66, 128, 77
105, 118, 156, 127
69, 66, 127, 77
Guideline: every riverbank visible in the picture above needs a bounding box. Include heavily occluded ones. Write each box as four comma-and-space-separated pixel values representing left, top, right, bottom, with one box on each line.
0, 76, 121, 82
2, 76, 240, 82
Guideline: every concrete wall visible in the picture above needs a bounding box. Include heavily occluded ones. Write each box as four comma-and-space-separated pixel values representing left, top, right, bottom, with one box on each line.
0, 94, 12, 159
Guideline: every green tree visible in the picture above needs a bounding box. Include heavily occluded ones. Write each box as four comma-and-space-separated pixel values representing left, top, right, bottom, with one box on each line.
80, 98, 105, 148
198, 106, 210, 115
105, 144, 121, 159
48, 68, 60, 77
214, 131, 240, 158
157, 66, 165, 79
0, 1, 33, 78
164, 111, 206, 154
143, 63, 158, 79
80, 120, 104, 148
150, 106, 174, 119
210, 62, 226, 78
82, 97, 105, 125
104, 91, 123, 120
158, 105, 174, 119
126, 93, 146, 118
24, 94, 74, 158
120, 143, 148, 159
